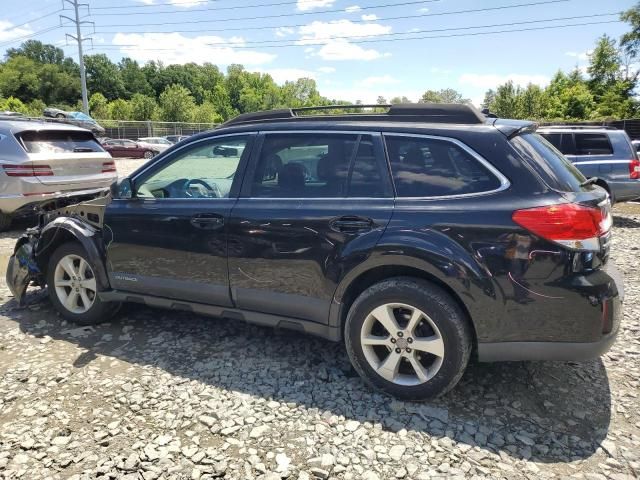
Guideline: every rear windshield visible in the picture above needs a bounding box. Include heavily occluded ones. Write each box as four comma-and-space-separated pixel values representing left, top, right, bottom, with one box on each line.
510, 133, 586, 192
18, 130, 104, 154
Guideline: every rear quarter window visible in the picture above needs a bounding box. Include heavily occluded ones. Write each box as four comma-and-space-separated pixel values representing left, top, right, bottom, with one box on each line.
17, 130, 104, 154
510, 133, 586, 192
385, 135, 503, 197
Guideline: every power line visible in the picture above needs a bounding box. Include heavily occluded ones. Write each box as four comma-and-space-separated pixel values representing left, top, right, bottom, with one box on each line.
90, 0, 440, 17
91, 0, 344, 9
95, 19, 623, 51
94, 0, 570, 29
0, 25, 63, 49
6, 8, 63, 30
106, 13, 622, 47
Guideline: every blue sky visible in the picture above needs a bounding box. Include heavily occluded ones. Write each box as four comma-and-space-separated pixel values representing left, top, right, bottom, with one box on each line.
2, 0, 638, 105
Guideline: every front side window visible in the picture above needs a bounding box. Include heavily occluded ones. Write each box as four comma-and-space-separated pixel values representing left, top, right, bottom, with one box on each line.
248, 133, 386, 198
385, 135, 502, 197
135, 136, 249, 199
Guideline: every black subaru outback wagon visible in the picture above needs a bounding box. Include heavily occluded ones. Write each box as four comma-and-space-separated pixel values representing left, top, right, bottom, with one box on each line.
6, 104, 623, 400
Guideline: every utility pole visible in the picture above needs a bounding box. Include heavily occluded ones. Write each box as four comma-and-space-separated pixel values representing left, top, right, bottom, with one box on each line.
61, 0, 94, 114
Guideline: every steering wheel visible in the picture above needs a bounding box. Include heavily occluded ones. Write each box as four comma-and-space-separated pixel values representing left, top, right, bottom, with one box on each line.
183, 178, 220, 198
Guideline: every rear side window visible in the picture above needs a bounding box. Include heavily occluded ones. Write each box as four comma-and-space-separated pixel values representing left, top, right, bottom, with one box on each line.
385, 135, 502, 197
510, 133, 586, 192
539, 133, 575, 155
574, 133, 613, 155
18, 130, 104, 154
248, 133, 388, 198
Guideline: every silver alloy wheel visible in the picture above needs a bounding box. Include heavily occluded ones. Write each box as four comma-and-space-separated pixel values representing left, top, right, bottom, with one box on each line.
144, 150, 154, 159
53, 254, 97, 314
360, 303, 445, 386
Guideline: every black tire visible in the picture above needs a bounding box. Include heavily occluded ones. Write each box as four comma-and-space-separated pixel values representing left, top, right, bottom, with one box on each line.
55, 113, 65, 119
143, 150, 154, 159
0, 213, 12, 232
46, 242, 119, 325
345, 277, 472, 400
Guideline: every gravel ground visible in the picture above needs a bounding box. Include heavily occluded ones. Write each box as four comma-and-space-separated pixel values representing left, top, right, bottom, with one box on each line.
0, 160, 638, 479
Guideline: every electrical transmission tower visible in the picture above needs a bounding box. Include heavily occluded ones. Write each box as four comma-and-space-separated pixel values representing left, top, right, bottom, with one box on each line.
61, 0, 94, 114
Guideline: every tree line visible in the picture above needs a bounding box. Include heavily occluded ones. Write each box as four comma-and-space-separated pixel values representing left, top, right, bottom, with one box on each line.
2, 3, 640, 123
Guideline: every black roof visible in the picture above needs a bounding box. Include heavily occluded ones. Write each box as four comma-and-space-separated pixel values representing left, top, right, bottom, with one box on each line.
223, 103, 488, 127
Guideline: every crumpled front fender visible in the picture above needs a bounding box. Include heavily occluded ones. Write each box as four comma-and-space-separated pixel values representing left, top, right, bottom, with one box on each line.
6, 237, 40, 305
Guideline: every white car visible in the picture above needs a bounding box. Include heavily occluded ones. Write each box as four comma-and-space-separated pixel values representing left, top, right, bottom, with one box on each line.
0, 119, 116, 231
137, 137, 172, 153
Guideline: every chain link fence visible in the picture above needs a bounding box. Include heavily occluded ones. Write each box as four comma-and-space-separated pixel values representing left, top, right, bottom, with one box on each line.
97, 120, 219, 140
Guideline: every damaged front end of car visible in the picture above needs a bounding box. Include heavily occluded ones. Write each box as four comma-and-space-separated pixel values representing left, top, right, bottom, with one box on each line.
5, 191, 109, 305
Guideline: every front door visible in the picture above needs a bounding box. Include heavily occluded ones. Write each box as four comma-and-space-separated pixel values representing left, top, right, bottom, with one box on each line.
104, 134, 254, 305
227, 131, 394, 324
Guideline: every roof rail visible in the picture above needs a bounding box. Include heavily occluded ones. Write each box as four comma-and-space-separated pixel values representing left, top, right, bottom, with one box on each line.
223, 103, 487, 127
540, 125, 618, 130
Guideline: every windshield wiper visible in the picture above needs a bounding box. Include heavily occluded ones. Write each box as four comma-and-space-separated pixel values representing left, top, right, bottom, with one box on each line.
580, 177, 599, 188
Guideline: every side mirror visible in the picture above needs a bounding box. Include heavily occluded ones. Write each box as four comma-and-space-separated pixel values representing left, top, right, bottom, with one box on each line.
110, 178, 134, 200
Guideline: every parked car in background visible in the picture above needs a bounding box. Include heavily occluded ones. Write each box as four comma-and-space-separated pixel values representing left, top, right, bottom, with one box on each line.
631, 139, 640, 152
0, 118, 116, 231
137, 137, 172, 153
43, 108, 106, 136
165, 135, 190, 144
6, 104, 623, 400
103, 139, 157, 159
538, 126, 640, 202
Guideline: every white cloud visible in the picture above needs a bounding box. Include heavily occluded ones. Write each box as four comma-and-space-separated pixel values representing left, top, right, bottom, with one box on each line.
112, 33, 276, 65
297, 19, 391, 61
360, 75, 399, 86
297, 0, 335, 11
362, 14, 378, 21
458, 73, 550, 89
260, 68, 317, 83
275, 27, 295, 37
566, 50, 591, 61
0, 20, 33, 42
430, 67, 452, 75
345, 5, 361, 12
316, 39, 386, 61
317, 66, 336, 73
138, 0, 202, 6
418, 7, 430, 12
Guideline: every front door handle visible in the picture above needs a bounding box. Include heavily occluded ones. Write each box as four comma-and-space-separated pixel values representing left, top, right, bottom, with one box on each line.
330, 216, 373, 233
190, 214, 224, 230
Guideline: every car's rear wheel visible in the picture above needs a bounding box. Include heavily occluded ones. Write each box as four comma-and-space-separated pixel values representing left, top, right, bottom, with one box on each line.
47, 242, 118, 325
55, 113, 65, 119
143, 150, 154, 159
0, 213, 12, 232
345, 277, 472, 400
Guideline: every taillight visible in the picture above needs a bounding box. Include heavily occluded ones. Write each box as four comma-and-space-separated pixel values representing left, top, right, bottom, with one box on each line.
629, 159, 640, 179
512, 203, 610, 251
102, 161, 116, 173
2, 164, 54, 176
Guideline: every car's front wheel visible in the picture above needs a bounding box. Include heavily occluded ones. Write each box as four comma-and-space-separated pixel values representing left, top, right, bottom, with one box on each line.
345, 277, 472, 400
47, 242, 118, 325
143, 150, 154, 159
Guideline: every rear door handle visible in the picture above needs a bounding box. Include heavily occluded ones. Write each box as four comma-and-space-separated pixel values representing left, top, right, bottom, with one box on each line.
190, 214, 224, 230
330, 216, 373, 233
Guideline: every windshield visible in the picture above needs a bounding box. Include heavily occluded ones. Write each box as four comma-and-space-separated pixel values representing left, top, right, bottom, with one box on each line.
511, 133, 587, 192
69, 112, 94, 122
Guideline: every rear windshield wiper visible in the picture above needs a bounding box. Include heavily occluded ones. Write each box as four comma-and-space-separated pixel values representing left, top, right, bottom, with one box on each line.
580, 177, 599, 188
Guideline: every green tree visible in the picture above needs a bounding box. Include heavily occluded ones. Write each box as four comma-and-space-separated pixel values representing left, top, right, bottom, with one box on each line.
0, 56, 40, 102
84, 54, 125, 100
130, 93, 157, 121
492, 81, 520, 118
621, 3, 640, 59
518, 84, 545, 119
108, 98, 132, 120
390, 96, 412, 104
419, 88, 469, 104
159, 84, 195, 122
191, 101, 222, 123
89, 92, 109, 119
0, 96, 27, 114
119, 58, 153, 98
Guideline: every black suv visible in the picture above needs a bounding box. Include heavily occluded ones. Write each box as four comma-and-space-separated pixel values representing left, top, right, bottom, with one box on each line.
6, 104, 623, 400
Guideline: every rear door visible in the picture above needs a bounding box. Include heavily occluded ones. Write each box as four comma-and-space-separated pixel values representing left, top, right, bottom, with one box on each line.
17, 129, 113, 188
227, 130, 394, 324
568, 132, 615, 180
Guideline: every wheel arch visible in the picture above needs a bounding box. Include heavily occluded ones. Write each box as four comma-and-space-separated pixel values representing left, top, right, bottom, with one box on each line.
332, 262, 479, 350
35, 217, 110, 291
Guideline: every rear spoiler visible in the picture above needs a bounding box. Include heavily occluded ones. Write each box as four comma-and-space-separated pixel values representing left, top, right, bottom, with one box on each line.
492, 119, 538, 139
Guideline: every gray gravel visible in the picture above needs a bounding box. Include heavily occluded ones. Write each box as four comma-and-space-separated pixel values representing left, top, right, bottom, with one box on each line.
0, 161, 638, 479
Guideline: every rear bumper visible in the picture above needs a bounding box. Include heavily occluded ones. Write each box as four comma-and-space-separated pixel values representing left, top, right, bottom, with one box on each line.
479, 261, 624, 362
609, 179, 640, 202
0, 187, 110, 215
